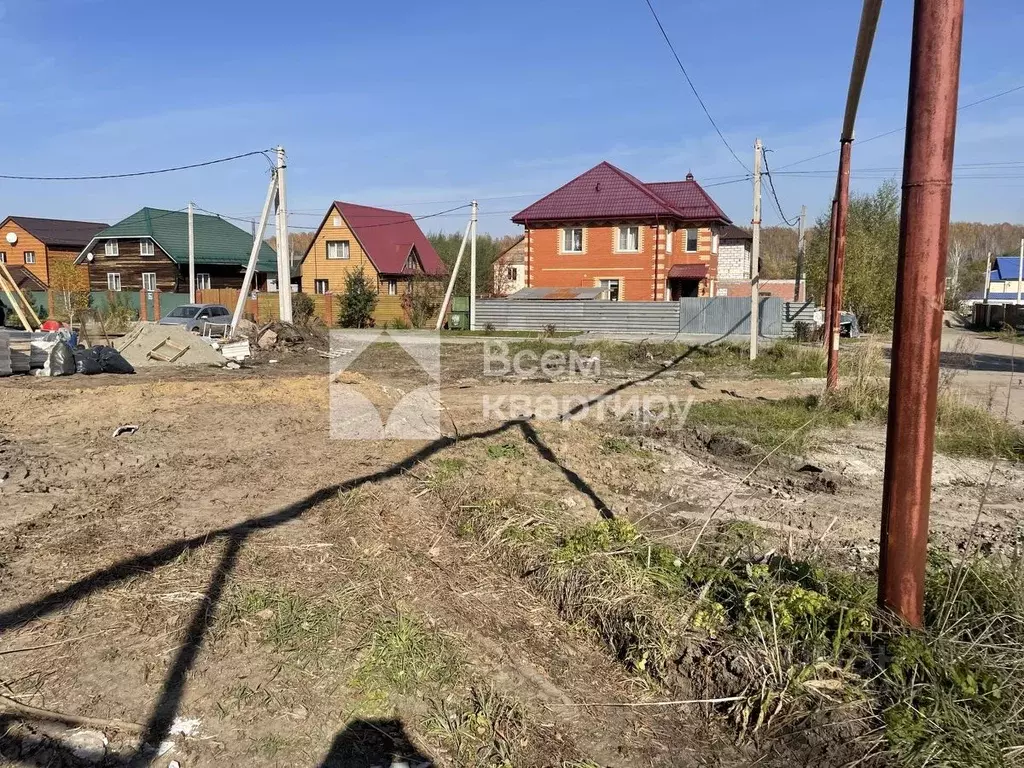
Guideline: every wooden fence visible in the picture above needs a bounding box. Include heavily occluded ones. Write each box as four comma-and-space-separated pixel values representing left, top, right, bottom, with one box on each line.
196, 289, 411, 328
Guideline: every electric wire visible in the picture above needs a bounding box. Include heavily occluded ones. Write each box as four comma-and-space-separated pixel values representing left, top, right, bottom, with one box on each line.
0, 150, 274, 181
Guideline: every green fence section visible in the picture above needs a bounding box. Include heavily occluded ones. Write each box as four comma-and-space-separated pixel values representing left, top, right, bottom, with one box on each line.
157, 292, 195, 316
20, 290, 201, 321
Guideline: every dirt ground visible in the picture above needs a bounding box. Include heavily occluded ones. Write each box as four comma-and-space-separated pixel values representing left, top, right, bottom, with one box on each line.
1, 331, 1021, 767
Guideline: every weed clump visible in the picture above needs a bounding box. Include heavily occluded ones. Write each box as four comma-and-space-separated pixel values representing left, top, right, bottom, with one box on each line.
355, 614, 463, 696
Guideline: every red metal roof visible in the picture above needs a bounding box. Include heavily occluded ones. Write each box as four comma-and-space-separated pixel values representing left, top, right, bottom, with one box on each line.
668, 264, 709, 279
511, 162, 731, 225
333, 202, 447, 276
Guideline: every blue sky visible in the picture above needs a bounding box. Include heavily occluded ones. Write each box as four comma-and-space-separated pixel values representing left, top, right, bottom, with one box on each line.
1, 0, 1022, 236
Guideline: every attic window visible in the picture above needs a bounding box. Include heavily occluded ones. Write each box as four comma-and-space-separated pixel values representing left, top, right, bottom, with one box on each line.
405, 253, 418, 271
140, 239, 155, 257
105, 241, 119, 257
332, 215, 342, 228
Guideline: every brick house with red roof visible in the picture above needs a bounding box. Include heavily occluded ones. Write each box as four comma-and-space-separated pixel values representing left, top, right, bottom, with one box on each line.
511, 162, 733, 302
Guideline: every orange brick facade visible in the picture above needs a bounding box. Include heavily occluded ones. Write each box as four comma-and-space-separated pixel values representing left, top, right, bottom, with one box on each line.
524, 221, 720, 301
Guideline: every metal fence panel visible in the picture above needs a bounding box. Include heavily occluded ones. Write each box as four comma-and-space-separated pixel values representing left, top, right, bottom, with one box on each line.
476, 300, 678, 333
782, 301, 817, 336
678, 297, 785, 336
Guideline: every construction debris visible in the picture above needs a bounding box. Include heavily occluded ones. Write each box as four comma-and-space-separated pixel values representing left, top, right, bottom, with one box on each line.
116, 323, 227, 368
221, 339, 251, 362
258, 329, 279, 349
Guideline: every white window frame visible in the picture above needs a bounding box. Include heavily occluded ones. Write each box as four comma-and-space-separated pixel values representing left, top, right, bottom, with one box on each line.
23, 251, 35, 264
506, 266, 518, 281
196, 273, 211, 290
561, 227, 584, 254
387, 279, 398, 296
598, 278, 621, 302
666, 224, 674, 253
314, 279, 329, 295
104, 241, 119, 257
616, 226, 640, 253
106, 273, 122, 292
140, 239, 155, 257
332, 215, 342, 228
0, 252, 6, 263
142, 272, 157, 292
684, 228, 699, 252
326, 240, 350, 260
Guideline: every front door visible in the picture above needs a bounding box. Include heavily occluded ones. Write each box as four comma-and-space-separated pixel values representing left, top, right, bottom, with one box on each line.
668, 278, 700, 300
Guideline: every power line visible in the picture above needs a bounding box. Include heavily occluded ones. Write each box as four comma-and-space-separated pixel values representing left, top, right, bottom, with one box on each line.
641, 0, 750, 174
0, 150, 274, 181
777, 82, 1024, 171
760, 148, 799, 226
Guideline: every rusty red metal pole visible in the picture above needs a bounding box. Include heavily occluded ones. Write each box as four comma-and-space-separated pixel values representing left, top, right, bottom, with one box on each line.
826, 141, 853, 391
879, 0, 964, 627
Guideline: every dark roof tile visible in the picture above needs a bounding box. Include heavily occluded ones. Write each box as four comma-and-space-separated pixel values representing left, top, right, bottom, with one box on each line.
4, 216, 108, 247
333, 202, 446, 276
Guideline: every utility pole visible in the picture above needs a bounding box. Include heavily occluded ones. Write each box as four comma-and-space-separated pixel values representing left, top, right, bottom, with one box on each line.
750, 139, 762, 360
231, 171, 278, 332
794, 205, 807, 302
188, 201, 196, 303
879, 0, 964, 627
275, 146, 293, 323
826, 140, 853, 391
469, 200, 478, 331
435, 215, 473, 330
1017, 238, 1023, 304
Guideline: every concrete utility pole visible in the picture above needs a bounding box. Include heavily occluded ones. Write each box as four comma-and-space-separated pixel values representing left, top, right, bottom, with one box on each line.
750, 139, 762, 360
188, 201, 196, 303
879, 0, 964, 628
275, 146, 293, 323
1017, 238, 1023, 303
794, 205, 807, 302
435, 215, 473, 330
469, 200, 478, 331
232, 171, 278, 332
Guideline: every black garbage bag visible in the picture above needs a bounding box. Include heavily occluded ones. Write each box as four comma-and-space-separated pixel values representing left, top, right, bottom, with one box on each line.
47, 341, 76, 377
96, 346, 135, 374
74, 348, 103, 375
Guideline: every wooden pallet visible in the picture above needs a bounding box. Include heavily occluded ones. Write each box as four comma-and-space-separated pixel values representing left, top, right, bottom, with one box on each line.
147, 338, 189, 363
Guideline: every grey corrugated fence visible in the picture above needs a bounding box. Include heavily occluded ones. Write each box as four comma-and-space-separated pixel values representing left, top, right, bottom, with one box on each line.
475, 298, 817, 337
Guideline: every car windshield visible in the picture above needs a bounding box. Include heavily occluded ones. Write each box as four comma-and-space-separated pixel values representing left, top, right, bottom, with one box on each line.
167, 305, 200, 318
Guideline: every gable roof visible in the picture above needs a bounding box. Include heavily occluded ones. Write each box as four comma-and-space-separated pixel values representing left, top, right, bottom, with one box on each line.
3, 216, 109, 248
77, 208, 277, 272
303, 202, 446, 276
511, 161, 731, 225
993, 256, 1022, 281
495, 236, 526, 266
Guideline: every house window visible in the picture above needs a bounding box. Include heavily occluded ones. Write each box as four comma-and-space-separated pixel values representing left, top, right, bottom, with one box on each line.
104, 241, 119, 257
23, 251, 35, 264
405, 253, 418, 271
666, 224, 674, 253
332, 215, 342, 227
326, 240, 350, 260
598, 279, 620, 301
142, 273, 157, 292
196, 273, 211, 290
314, 279, 329, 294
140, 239, 155, 257
0, 252, 6, 263
616, 226, 640, 252
561, 227, 584, 253
685, 228, 698, 252
506, 266, 518, 281
712, 233, 720, 254
106, 273, 122, 292
387, 279, 398, 296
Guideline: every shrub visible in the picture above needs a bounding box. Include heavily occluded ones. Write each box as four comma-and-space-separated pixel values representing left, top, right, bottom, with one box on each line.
292, 292, 315, 325
339, 271, 378, 328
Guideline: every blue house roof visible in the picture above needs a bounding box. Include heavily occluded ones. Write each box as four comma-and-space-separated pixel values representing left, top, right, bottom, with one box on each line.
992, 256, 1022, 281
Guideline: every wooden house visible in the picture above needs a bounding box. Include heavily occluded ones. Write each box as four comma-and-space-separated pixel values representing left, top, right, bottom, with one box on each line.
0, 216, 107, 290
75, 208, 278, 293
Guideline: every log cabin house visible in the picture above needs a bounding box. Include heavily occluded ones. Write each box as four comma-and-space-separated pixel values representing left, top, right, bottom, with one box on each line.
75, 207, 278, 293
0, 216, 107, 290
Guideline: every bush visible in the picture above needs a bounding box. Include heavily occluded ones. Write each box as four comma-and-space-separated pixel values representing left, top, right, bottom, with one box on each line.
340, 271, 378, 328
292, 292, 315, 325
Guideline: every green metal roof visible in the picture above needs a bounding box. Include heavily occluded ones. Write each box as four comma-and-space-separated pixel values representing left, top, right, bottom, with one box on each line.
89, 207, 278, 272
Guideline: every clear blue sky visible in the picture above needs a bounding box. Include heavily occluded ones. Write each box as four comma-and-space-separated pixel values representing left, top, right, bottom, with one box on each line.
1, 0, 1021, 236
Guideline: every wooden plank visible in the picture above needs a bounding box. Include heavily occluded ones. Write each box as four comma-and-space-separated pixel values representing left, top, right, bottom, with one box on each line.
0, 271, 33, 331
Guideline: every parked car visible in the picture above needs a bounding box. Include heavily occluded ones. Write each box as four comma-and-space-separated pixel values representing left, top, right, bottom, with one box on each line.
159, 304, 233, 335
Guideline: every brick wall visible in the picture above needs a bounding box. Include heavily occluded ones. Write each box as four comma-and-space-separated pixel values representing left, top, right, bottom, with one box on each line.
527, 222, 719, 301
718, 241, 750, 281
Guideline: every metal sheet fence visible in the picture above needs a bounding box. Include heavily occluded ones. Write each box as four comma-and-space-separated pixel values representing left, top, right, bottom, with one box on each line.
475, 300, 679, 333
476, 298, 814, 337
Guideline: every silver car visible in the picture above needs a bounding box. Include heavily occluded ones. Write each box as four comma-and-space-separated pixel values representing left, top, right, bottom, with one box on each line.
159, 304, 233, 335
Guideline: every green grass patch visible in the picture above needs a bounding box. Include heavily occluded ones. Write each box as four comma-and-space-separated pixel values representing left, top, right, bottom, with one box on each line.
486, 442, 525, 460
220, 586, 341, 659
354, 614, 463, 697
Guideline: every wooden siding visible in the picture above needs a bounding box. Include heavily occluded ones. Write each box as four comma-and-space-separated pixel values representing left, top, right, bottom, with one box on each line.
88, 237, 178, 292
0, 221, 50, 285
196, 288, 411, 327
300, 208, 379, 293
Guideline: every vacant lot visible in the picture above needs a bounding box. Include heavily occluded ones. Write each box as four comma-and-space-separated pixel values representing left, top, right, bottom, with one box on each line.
1, 334, 1021, 767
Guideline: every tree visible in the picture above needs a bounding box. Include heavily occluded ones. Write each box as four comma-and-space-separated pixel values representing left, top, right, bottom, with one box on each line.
427, 231, 520, 297
805, 180, 901, 332
49, 258, 91, 328
339, 270, 378, 328
945, 236, 968, 309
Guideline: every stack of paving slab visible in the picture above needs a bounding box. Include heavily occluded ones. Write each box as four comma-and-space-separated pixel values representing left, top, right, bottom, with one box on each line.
2, 331, 57, 374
